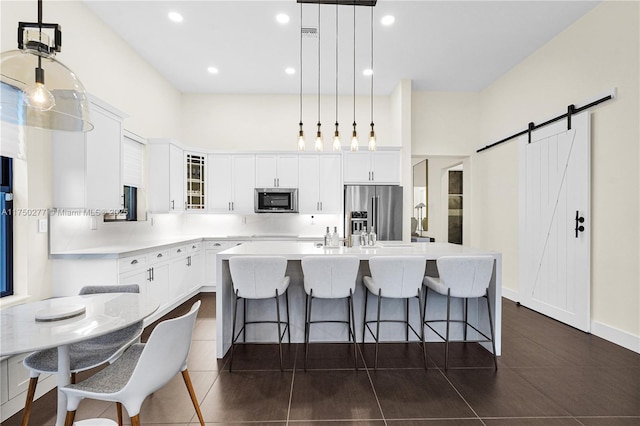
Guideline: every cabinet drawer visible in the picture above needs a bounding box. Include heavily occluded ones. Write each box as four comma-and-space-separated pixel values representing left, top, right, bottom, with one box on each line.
119, 254, 148, 274
171, 246, 188, 257
8, 353, 30, 399
149, 249, 170, 263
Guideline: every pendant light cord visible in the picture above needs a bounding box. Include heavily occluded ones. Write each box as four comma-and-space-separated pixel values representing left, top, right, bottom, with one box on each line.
370, 6, 374, 125
317, 2, 321, 126
335, 4, 338, 125
352, 3, 356, 127
299, 3, 303, 125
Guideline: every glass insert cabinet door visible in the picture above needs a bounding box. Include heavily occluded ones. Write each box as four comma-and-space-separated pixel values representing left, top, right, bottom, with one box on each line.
186, 153, 205, 210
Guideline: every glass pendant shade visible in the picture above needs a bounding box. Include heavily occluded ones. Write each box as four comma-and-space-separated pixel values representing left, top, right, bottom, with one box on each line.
368, 122, 376, 151
1, 49, 93, 132
297, 122, 306, 151
350, 122, 359, 151
314, 122, 324, 152
332, 122, 341, 151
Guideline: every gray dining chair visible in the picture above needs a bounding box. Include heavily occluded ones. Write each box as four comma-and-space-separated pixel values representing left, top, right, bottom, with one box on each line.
60, 301, 204, 426
22, 284, 142, 426
301, 255, 360, 370
362, 256, 427, 370
423, 255, 498, 370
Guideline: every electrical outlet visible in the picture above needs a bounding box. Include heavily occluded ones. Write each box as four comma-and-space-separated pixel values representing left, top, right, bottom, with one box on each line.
38, 219, 48, 233
89, 216, 97, 230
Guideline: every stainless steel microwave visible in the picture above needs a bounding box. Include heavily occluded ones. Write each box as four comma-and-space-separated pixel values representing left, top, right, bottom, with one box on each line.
254, 188, 298, 213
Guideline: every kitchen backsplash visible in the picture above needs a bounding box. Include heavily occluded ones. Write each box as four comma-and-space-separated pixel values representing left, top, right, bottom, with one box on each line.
49, 212, 340, 253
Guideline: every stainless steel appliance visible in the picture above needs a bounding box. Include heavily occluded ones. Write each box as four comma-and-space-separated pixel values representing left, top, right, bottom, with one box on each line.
344, 185, 403, 241
254, 188, 298, 213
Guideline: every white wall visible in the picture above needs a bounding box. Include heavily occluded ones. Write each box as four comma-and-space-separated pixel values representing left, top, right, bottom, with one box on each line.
1, 0, 182, 302
473, 1, 639, 344
181, 93, 392, 151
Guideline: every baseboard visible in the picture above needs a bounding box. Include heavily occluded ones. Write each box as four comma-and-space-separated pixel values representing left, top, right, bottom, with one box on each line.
501, 287, 518, 302
591, 320, 640, 354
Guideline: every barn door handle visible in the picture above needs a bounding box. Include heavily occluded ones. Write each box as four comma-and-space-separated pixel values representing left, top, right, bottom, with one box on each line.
575, 211, 585, 238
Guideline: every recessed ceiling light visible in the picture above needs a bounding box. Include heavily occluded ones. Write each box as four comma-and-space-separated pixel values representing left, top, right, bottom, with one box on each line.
207, 67, 219, 74
285, 67, 296, 75
381, 15, 395, 26
168, 11, 183, 23
276, 13, 290, 24
363, 69, 373, 76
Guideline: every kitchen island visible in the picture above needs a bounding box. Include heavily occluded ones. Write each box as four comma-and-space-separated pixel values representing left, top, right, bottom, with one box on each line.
215, 241, 502, 358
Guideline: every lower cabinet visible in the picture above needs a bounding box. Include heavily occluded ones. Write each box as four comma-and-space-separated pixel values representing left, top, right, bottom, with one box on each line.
204, 240, 244, 290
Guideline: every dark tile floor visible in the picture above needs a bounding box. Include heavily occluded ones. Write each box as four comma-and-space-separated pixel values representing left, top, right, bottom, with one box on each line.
3, 293, 639, 425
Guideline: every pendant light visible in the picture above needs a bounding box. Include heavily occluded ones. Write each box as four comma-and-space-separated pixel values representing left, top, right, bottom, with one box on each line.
368, 6, 377, 151
0, 0, 93, 132
314, 2, 324, 152
350, 3, 359, 152
332, 4, 341, 152
297, 3, 306, 151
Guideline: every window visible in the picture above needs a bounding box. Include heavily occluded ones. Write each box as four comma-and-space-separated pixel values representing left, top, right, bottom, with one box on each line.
1, 155, 13, 297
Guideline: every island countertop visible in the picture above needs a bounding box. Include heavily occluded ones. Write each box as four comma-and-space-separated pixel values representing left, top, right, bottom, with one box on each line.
215, 241, 502, 359
218, 241, 501, 260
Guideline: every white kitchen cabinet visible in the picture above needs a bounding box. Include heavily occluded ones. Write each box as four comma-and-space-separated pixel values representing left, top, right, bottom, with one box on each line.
204, 240, 244, 290
122, 131, 145, 189
148, 139, 184, 212
343, 149, 400, 184
298, 154, 342, 214
185, 152, 206, 211
169, 242, 203, 299
255, 154, 298, 188
53, 96, 126, 210
208, 154, 255, 214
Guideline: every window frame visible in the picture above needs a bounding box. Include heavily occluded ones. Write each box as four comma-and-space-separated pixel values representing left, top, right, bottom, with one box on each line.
1, 155, 14, 297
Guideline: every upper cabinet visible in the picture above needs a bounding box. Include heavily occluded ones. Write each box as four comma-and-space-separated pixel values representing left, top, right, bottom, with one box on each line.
53, 96, 125, 210
298, 154, 342, 214
342, 149, 401, 184
122, 130, 145, 189
255, 154, 298, 188
208, 154, 255, 214
147, 139, 184, 213
185, 152, 206, 211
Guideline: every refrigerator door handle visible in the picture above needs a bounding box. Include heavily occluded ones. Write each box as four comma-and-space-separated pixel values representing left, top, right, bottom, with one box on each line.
375, 195, 380, 233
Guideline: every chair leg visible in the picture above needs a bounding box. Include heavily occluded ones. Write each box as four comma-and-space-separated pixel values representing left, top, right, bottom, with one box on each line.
485, 289, 498, 370
21, 376, 38, 426
349, 289, 358, 370
116, 402, 124, 426
362, 289, 369, 345
463, 298, 468, 341
64, 411, 76, 426
285, 289, 291, 343
304, 290, 313, 371
374, 288, 382, 370
242, 298, 247, 343
182, 369, 206, 426
130, 415, 141, 426
275, 289, 284, 372
418, 288, 427, 370
70, 372, 77, 385
445, 289, 451, 370
229, 289, 239, 372
405, 298, 410, 342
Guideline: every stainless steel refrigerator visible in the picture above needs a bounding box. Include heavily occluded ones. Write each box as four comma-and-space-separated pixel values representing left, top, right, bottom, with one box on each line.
344, 185, 403, 241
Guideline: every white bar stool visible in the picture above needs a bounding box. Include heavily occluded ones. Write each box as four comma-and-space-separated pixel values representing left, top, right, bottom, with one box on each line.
301, 255, 360, 370
229, 256, 291, 371
362, 255, 427, 370
423, 255, 498, 370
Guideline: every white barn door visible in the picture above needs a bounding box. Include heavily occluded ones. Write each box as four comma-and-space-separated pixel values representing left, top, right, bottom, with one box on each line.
518, 111, 590, 332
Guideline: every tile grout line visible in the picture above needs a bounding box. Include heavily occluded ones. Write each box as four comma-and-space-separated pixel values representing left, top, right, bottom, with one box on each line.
285, 344, 299, 426
435, 365, 488, 426
359, 343, 388, 426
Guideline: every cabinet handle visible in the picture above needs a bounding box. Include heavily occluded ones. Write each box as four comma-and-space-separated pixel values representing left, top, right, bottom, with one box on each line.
187, 256, 192, 267
147, 268, 152, 282
320, 201, 323, 211
157, 253, 163, 258
372, 171, 374, 181
274, 178, 277, 187
171, 200, 175, 210
151, 267, 154, 281
277, 178, 280, 187
192, 245, 197, 249
232, 202, 234, 210
214, 243, 221, 247
130, 259, 138, 265
185, 201, 187, 210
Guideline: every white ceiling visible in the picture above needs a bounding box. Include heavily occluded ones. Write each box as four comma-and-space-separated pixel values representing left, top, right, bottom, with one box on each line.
84, 0, 599, 95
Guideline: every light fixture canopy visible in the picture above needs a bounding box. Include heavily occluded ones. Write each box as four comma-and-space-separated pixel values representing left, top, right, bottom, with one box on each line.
0, 0, 93, 132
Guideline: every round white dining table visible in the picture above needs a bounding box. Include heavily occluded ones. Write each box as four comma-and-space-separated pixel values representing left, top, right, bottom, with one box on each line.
0, 293, 158, 426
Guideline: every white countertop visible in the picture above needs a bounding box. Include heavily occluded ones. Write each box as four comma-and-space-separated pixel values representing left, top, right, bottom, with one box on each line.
218, 241, 501, 260
49, 235, 325, 258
